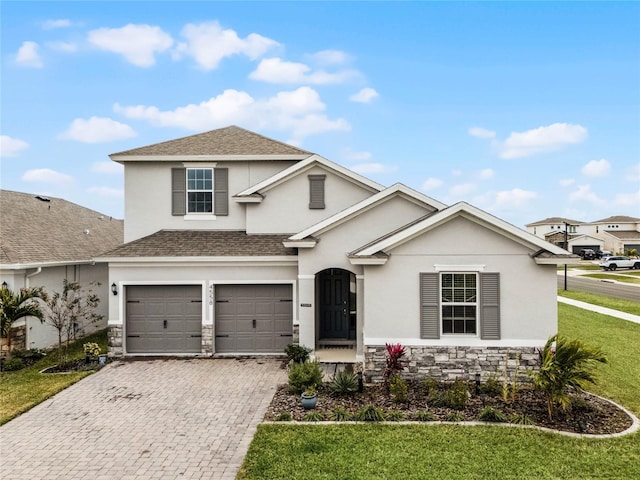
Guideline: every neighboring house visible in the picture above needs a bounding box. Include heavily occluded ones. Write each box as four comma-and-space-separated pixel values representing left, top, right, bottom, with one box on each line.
98, 126, 578, 381
0, 190, 124, 350
527, 215, 640, 255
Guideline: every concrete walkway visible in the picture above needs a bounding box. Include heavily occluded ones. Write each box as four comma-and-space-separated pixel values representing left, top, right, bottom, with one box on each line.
558, 296, 640, 324
0, 358, 286, 480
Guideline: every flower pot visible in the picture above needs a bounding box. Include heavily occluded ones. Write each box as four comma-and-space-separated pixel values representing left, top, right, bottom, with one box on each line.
301, 393, 318, 410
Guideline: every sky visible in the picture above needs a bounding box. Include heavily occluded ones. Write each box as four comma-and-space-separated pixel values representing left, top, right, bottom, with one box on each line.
1, 1, 639, 229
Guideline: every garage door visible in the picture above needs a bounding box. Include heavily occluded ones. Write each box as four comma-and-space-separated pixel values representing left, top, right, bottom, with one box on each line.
215, 284, 292, 354
126, 285, 202, 354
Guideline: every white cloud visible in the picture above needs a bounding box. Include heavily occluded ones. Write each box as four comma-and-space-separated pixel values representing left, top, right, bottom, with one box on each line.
349, 88, 379, 103
351, 163, 395, 174
0, 135, 29, 157
88, 24, 173, 67
342, 148, 372, 161
86, 186, 124, 198
114, 87, 350, 140
559, 178, 575, 187
60, 117, 137, 143
468, 127, 496, 139
450, 183, 476, 196
569, 184, 602, 204
582, 158, 610, 177
479, 168, 494, 180
16, 41, 43, 68
499, 123, 587, 159
626, 163, 640, 182
22, 168, 73, 185
91, 161, 124, 174
615, 190, 640, 208
43, 19, 72, 29
175, 21, 278, 70
422, 178, 443, 191
249, 57, 356, 84
309, 49, 350, 66
47, 41, 78, 52
492, 188, 537, 207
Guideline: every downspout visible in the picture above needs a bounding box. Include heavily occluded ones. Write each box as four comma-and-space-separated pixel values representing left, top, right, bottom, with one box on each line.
25, 268, 42, 350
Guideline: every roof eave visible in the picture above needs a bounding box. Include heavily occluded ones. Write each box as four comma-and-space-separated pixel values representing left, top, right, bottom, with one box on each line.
109, 154, 310, 163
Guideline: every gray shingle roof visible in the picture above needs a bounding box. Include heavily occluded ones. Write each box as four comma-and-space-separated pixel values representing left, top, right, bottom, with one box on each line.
605, 231, 640, 240
100, 230, 296, 257
110, 125, 312, 157
525, 217, 584, 227
591, 215, 640, 224
0, 190, 124, 265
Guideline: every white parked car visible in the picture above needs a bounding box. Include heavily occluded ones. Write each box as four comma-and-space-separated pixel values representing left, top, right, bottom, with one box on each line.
599, 256, 640, 271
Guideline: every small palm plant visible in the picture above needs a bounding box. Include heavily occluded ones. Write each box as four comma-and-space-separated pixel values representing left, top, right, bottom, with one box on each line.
532, 334, 607, 420
0, 286, 45, 350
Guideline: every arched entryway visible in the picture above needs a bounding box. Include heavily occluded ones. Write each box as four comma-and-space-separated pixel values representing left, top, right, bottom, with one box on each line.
316, 268, 356, 348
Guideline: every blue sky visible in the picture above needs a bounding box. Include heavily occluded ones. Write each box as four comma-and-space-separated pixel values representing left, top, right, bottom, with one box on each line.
1, 1, 639, 228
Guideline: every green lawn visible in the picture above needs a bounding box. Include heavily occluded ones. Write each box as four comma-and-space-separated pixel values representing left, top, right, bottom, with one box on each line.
582, 273, 640, 284
558, 289, 640, 316
239, 302, 640, 480
0, 329, 108, 425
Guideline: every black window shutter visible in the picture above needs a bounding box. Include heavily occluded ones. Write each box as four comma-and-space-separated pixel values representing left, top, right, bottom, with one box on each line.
214, 168, 228, 216
480, 272, 500, 340
420, 273, 440, 339
308, 175, 326, 209
171, 168, 186, 216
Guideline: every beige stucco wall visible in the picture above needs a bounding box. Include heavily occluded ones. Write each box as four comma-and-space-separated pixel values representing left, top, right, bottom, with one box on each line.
123, 160, 296, 242
1, 263, 110, 349
246, 166, 377, 234
363, 216, 557, 346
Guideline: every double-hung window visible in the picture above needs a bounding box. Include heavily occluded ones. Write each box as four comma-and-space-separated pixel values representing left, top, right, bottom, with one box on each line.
441, 273, 477, 334
187, 168, 213, 213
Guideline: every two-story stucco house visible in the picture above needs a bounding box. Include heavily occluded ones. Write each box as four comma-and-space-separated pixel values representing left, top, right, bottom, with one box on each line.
98, 126, 577, 380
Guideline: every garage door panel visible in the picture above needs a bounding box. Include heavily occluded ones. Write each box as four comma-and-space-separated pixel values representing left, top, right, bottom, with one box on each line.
215, 284, 292, 354
126, 285, 202, 354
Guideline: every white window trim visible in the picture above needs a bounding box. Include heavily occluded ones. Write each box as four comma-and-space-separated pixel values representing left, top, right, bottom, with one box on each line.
434, 264, 485, 272
186, 167, 214, 215
440, 271, 479, 337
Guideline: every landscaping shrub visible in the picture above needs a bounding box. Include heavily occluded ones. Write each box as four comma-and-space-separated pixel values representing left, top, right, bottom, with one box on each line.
388, 373, 408, 403
302, 411, 324, 422
288, 361, 323, 394
329, 370, 358, 395
478, 406, 508, 423
355, 405, 386, 422
275, 412, 292, 422
386, 410, 406, 421
284, 344, 312, 364
330, 408, 353, 422
415, 411, 436, 422
445, 412, 464, 422
478, 374, 501, 395
443, 379, 470, 410
509, 413, 534, 425
2, 358, 25, 371
383, 343, 406, 386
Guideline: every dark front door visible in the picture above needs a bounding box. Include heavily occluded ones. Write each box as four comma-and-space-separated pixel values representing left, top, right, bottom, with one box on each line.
318, 269, 351, 339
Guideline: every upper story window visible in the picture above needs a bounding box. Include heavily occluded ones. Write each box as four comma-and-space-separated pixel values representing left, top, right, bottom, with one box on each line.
187, 168, 213, 213
171, 167, 228, 217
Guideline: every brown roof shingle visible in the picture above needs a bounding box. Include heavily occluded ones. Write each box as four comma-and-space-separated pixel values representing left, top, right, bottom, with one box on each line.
101, 230, 296, 258
0, 190, 124, 265
110, 125, 312, 157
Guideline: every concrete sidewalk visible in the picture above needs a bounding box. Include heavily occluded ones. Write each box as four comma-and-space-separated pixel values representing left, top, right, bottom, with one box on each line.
558, 296, 640, 325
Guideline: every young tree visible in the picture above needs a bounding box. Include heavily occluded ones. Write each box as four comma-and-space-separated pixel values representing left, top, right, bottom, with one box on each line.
42, 280, 103, 366
0, 286, 45, 350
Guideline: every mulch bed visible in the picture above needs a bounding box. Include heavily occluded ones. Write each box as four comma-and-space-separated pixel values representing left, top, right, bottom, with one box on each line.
265, 380, 633, 435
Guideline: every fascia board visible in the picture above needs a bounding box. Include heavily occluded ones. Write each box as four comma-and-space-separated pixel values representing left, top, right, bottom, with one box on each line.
109, 154, 310, 163
348, 257, 388, 265
289, 183, 446, 241
235, 154, 384, 197
232, 195, 263, 203
534, 257, 582, 265
0, 260, 96, 270
96, 255, 297, 264
355, 202, 572, 257
282, 240, 317, 248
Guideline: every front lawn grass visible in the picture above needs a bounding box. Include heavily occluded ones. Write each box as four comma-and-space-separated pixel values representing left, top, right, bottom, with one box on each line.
0, 329, 107, 425
239, 303, 640, 480
582, 273, 640, 284
558, 289, 640, 316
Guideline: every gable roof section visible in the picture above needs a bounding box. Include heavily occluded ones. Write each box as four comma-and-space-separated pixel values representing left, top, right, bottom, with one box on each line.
234, 154, 384, 201
526, 216, 584, 227
0, 190, 124, 266
350, 202, 577, 264
602, 230, 640, 241
590, 215, 640, 224
98, 230, 296, 259
110, 125, 312, 161
287, 183, 446, 243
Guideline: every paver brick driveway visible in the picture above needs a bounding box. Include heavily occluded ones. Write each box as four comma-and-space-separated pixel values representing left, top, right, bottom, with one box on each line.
0, 358, 285, 480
